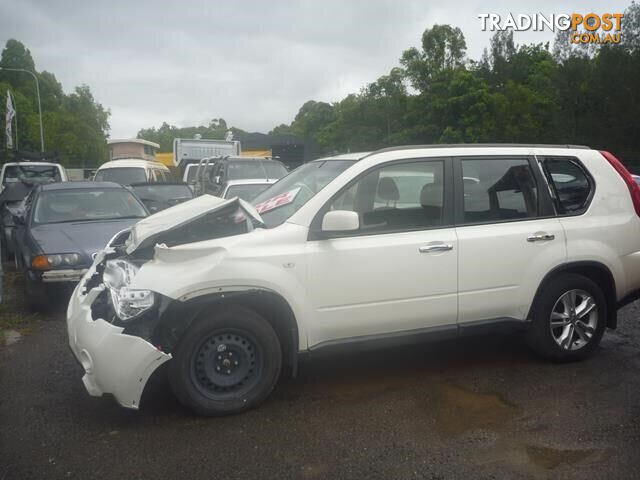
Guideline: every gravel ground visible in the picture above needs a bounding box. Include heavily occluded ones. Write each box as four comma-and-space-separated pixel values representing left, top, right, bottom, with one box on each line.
1, 298, 640, 479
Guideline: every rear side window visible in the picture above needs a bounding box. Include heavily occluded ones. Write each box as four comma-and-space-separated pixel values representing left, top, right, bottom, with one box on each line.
263, 162, 288, 179
542, 157, 592, 214
460, 158, 538, 224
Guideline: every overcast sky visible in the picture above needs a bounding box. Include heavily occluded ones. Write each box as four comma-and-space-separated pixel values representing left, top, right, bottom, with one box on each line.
0, 0, 631, 138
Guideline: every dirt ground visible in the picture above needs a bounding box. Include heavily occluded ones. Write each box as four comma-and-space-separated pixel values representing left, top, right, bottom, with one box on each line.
1, 275, 640, 479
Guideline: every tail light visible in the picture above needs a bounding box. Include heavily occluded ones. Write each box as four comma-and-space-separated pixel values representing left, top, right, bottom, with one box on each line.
601, 150, 640, 217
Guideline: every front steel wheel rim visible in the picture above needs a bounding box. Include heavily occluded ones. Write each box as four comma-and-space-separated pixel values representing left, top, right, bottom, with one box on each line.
190, 329, 263, 400
550, 289, 598, 351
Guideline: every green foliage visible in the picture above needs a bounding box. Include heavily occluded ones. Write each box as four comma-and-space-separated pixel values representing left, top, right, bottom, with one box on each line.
0, 39, 110, 167
401, 24, 467, 92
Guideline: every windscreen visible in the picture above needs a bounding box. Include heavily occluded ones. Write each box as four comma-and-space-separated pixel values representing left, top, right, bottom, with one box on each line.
2, 165, 62, 185
225, 184, 270, 202
252, 160, 355, 228
33, 188, 147, 224
94, 167, 147, 185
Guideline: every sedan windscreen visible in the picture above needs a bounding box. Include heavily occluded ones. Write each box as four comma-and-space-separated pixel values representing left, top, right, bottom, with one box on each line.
94, 167, 147, 185
33, 189, 147, 224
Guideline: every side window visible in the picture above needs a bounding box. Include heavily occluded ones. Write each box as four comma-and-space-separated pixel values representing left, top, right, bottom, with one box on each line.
461, 158, 538, 224
329, 160, 445, 234
542, 157, 592, 214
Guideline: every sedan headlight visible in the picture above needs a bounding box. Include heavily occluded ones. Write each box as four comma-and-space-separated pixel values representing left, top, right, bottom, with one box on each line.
32, 253, 82, 269
103, 259, 155, 321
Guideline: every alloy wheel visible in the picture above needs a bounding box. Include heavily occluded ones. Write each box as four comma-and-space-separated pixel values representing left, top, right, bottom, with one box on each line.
550, 289, 598, 351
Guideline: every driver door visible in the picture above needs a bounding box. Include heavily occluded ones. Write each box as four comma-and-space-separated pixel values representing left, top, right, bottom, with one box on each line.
305, 158, 458, 348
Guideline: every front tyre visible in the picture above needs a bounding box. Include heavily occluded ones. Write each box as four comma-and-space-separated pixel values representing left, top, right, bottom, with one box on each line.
168, 306, 282, 416
526, 274, 606, 362
25, 275, 50, 313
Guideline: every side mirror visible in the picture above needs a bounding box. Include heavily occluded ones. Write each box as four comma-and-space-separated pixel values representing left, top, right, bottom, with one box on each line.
321, 210, 359, 233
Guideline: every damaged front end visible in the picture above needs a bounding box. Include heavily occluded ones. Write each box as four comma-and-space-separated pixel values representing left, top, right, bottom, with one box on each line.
67, 195, 263, 409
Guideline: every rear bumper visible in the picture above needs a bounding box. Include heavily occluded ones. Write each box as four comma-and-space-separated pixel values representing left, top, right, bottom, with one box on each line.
66, 273, 171, 409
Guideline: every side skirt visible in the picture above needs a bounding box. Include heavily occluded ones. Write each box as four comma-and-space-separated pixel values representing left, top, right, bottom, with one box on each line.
306, 318, 525, 355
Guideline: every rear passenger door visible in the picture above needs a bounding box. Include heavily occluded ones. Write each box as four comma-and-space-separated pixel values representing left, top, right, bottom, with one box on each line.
454, 156, 566, 325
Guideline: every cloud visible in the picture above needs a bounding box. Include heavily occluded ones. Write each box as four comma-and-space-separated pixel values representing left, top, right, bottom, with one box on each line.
0, 0, 631, 138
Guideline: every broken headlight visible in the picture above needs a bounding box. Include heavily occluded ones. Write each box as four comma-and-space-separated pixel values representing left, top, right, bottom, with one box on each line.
103, 259, 155, 321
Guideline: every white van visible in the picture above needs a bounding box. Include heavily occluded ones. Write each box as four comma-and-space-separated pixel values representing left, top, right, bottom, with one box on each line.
93, 159, 174, 185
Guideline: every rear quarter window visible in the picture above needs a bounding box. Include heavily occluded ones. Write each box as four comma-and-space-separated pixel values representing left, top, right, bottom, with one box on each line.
542, 157, 593, 214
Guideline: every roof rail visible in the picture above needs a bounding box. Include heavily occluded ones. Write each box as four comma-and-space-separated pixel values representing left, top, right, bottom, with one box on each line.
372, 143, 591, 154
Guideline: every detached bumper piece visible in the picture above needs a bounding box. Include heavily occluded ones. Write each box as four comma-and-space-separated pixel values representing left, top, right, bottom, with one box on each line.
42, 268, 88, 283
67, 280, 171, 409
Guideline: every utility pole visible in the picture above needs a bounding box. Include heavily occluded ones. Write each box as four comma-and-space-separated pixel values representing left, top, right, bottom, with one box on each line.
0, 67, 44, 154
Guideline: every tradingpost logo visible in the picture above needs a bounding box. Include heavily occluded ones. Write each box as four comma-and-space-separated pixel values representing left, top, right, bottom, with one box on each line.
478, 13, 624, 45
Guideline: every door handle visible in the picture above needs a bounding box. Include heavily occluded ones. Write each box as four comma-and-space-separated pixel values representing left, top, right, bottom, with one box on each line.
527, 232, 555, 242
419, 243, 453, 253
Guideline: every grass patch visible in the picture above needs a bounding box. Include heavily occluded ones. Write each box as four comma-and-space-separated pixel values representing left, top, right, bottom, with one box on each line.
0, 269, 44, 335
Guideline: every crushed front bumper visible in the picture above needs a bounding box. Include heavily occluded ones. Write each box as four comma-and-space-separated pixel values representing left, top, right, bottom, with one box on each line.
66, 272, 171, 410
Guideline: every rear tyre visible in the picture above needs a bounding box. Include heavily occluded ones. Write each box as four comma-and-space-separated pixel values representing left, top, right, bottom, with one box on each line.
168, 305, 282, 416
526, 274, 606, 362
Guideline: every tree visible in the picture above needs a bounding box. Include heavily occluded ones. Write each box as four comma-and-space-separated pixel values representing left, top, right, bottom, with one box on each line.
400, 24, 467, 92
623, 1, 640, 50
209, 118, 227, 130
0, 39, 35, 71
1, 39, 111, 166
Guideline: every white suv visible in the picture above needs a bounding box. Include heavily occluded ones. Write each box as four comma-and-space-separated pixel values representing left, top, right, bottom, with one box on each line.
67, 145, 640, 416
